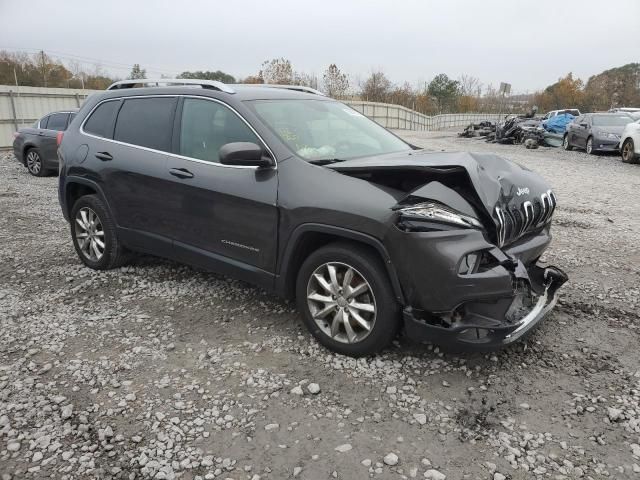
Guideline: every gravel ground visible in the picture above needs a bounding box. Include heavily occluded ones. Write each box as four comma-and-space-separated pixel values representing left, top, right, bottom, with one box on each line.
1, 132, 639, 480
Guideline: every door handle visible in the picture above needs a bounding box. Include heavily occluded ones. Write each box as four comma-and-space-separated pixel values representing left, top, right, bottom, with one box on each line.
169, 167, 194, 179
38, 132, 45, 136
95, 152, 113, 161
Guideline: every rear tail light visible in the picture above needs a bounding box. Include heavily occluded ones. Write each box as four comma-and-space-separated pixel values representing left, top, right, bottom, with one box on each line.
56, 131, 64, 146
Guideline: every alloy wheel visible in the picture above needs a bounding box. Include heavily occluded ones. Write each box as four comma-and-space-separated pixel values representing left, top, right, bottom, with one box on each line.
306, 262, 376, 344
74, 207, 105, 261
26, 150, 41, 175
563, 135, 568, 149
586, 138, 593, 154
622, 141, 633, 162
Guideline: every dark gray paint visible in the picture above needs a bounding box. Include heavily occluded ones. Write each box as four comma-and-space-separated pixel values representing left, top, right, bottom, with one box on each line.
58, 85, 566, 348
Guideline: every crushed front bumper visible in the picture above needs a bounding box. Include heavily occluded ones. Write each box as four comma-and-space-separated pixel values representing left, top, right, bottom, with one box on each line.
403, 264, 568, 349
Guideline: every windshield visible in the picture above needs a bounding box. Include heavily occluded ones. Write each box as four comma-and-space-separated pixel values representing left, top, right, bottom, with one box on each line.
246, 99, 412, 161
592, 115, 632, 127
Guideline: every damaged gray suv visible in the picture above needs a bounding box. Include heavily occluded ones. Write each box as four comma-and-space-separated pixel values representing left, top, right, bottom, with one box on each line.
58, 79, 567, 356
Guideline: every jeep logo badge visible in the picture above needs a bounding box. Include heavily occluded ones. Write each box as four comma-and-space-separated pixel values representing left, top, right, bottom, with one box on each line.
516, 187, 530, 196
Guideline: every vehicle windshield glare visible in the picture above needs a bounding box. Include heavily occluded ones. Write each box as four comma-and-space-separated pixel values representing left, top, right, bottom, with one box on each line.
246, 99, 412, 161
592, 115, 632, 127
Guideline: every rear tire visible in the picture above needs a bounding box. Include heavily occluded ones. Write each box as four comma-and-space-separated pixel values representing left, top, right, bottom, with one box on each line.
295, 242, 400, 357
562, 134, 572, 151
25, 148, 48, 177
586, 136, 596, 155
70, 194, 129, 270
621, 139, 638, 164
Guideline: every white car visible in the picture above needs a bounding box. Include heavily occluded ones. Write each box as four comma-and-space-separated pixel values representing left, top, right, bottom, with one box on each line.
542, 109, 581, 120
620, 118, 640, 164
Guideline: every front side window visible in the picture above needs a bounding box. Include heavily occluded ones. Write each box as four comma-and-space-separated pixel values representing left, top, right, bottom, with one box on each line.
46, 113, 69, 131
179, 98, 260, 163
39, 115, 50, 129
246, 99, 411, 162
114, 97, 177, 151
84, 100, 121, 138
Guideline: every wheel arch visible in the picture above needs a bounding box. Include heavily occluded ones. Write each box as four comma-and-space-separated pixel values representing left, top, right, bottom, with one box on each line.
276, 224, 405, 305
63, 177, 113, 222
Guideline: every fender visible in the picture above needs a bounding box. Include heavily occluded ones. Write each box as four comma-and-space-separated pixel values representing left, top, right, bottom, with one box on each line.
276, 223, 405, 305
60, 175, 114, 222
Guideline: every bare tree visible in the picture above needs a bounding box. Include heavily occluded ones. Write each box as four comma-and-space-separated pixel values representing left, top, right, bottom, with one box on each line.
260, 58, 293, 84
458, 74, 482, 97
322, 64, 349, 98
293, 71, 318, 89
360, 70, 392, 102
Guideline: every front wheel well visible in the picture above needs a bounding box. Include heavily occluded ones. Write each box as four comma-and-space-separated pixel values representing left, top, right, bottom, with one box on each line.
280, 230, 403, 303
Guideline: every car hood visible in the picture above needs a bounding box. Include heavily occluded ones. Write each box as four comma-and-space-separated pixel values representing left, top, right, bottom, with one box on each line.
327, 149, 555, 246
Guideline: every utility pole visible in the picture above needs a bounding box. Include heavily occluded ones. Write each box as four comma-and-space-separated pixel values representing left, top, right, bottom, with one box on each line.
40, 50, 47, 87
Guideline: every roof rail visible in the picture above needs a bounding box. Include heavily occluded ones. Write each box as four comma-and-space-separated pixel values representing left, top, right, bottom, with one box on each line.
239, 84, 326, 96
106, 79, 236, 94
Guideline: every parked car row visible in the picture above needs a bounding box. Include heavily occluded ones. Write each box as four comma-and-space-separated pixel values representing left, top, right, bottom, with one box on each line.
562, 112, 636, 157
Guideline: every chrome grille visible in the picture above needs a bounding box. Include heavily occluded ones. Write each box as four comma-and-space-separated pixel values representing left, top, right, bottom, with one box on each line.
495, 190, 556, 247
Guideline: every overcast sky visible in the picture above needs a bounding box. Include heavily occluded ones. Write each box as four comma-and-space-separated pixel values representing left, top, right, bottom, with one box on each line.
1, 0, 638, 93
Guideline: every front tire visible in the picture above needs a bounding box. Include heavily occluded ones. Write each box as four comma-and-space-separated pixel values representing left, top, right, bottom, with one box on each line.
621, 139, 638, 164
562, 134, 572, 151
70, 195, 129, 270
25, 148, 48, 176
295, 242, 400, 357
586, 136, 596, 155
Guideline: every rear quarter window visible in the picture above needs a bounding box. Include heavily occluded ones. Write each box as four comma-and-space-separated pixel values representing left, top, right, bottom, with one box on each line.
84, 100, 121, 138
113, 97, 177, 152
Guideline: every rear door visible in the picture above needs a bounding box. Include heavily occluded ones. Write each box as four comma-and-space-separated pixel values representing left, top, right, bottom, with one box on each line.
165, 96, 279, 282
39, 112, 69, 162
82, 96, 178, 252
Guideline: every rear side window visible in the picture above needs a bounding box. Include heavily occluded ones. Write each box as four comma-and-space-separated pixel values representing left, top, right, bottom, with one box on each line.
84, 100, 120, 138
47, 113, 69, 131
179, 98, 260, 163
39, 115, 49, 129
114, 97, 177, 152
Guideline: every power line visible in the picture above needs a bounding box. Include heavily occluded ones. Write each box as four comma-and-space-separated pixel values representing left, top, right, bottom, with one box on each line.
0, 46, 179, 76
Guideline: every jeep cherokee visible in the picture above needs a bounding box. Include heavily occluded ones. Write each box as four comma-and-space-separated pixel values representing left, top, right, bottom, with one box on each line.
58, 79, 567, 357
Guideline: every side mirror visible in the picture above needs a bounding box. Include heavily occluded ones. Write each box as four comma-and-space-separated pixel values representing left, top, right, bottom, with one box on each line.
219, 142, 275, 168
580, 122, 588, 128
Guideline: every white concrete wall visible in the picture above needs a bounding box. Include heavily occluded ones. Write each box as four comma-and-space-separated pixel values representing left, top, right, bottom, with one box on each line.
1, 86, 502, 149
0, 85, 100, 149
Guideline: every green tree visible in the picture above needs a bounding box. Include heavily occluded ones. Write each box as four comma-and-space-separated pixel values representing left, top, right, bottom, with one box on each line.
128, 64, 146, 80
427, 74, 460, 112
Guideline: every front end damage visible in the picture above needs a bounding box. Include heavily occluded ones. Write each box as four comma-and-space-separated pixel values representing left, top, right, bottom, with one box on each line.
402, 249, 568, 349
328, 149, 569, 349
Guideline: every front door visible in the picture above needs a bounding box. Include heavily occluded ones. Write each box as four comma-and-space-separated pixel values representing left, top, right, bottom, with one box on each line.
165, 97, 278, 285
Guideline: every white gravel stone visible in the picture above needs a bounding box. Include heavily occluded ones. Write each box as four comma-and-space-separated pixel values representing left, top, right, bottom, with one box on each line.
264, 423, 279, 431
424, 469, 446, 480
307, 383, 320, 394
413, 413, 427, 425
384, 452, 399, 466
7, 442, 21, 452
290, 385, 304, 396
335, 443, 353, 453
